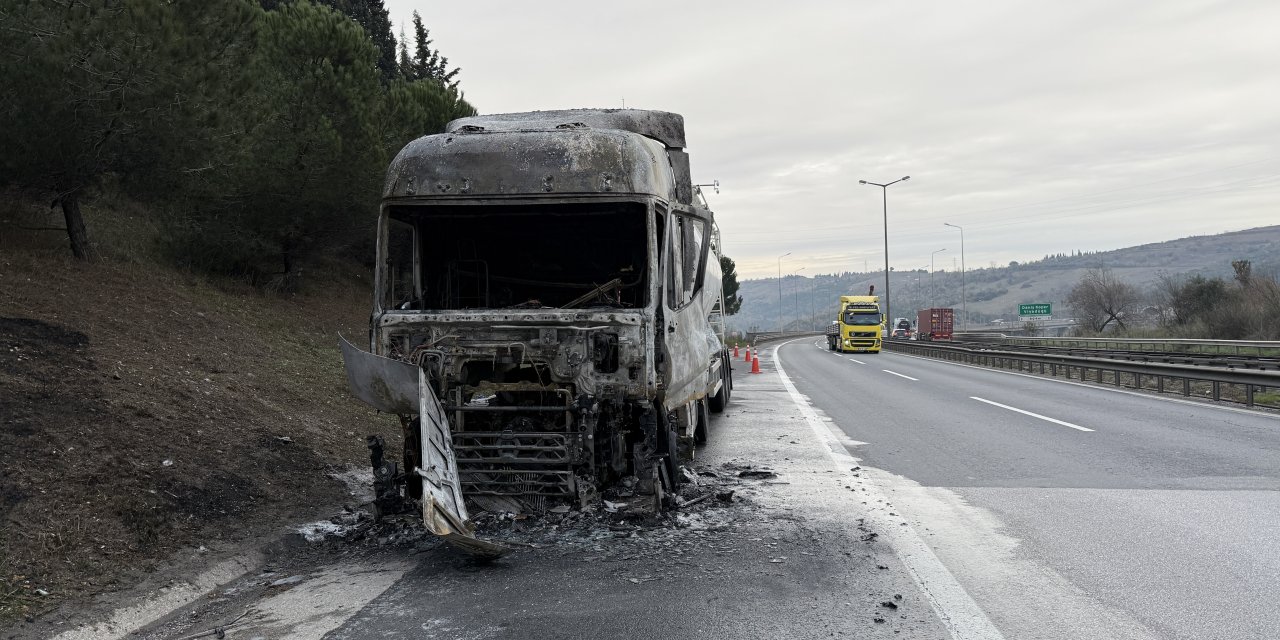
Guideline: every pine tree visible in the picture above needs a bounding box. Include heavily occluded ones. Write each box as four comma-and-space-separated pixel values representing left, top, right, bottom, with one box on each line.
0, 0, 257, 260
398, 25, 413, 78
410, 10, 461, 87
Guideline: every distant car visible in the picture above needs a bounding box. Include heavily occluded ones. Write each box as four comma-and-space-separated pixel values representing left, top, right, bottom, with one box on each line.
891, 328, 911, 339
992, 318, 1005, 324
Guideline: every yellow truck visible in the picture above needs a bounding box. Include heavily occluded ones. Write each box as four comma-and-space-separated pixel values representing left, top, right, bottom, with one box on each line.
825, 293, 883, 353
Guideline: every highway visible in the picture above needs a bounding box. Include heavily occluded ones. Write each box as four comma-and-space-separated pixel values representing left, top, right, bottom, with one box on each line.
66, 339, 1280, 640
779, 338, 1280, 640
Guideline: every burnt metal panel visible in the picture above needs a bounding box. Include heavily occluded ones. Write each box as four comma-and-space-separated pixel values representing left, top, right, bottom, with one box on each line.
668, 150, 693, 205
383, 129, 676, 203
447, 109, 686, 149
339, 334, 419, 414
418, 368, 473, 535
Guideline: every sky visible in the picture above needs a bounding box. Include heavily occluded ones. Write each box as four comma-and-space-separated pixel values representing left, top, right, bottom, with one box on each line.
384, 0, 1280, 279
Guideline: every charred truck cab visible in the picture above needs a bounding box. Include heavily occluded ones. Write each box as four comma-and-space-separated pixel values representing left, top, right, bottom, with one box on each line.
342, 109, 732, 547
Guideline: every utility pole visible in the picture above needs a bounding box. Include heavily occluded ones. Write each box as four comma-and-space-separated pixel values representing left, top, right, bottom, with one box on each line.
859, 176, 910, 329
777, 252, 791, 332
944, 223, 966, 329
931, 248, 947, 309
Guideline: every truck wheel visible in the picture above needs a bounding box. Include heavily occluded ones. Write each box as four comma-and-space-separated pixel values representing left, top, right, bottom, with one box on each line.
709, 362, 728, 414
695, 398, 711, 444
658, 421, 681, 492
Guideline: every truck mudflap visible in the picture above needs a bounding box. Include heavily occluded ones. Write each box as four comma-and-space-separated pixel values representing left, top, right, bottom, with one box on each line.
339, 336, 509, 557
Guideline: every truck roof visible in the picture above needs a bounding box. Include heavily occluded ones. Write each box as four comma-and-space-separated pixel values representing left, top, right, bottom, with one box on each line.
840, 295, 880, 304
447, 109, 686, 149
386, 109, 696, 205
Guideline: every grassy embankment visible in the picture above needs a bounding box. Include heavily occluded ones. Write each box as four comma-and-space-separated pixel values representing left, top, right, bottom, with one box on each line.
0, 195, 399, 623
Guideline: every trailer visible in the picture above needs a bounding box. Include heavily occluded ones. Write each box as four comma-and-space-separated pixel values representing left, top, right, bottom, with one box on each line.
917, 308, 954, 341
340, 109, 732, 550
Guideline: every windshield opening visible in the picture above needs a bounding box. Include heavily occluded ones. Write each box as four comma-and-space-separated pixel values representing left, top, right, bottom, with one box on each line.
843, 311, 882, 326
385, 201, 649, 310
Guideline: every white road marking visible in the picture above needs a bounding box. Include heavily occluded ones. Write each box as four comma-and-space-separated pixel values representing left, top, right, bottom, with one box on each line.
883, 369, 918, 381
849, 358, 866, 365
970, 396, 1094, 432
886, 350, 1280, 421
50, 556, 259, 640
775, 340, 1006, 640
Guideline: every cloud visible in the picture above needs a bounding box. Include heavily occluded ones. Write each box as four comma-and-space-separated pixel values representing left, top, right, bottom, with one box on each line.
386, 0, 1280, 278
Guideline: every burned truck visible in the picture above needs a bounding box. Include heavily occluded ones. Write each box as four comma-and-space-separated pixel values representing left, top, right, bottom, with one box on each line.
341, 109, 732, 545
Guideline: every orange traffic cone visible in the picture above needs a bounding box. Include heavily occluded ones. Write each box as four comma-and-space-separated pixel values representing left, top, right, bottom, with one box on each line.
751, 355, 761, 374
733, 345, 739, 358
744, 346, 751, 362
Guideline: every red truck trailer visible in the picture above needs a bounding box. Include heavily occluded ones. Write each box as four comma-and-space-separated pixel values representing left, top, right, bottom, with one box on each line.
917, 308, 954, 340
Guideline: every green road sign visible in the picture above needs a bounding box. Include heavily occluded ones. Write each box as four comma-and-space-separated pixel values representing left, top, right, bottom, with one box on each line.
1018, 303, 1052, 316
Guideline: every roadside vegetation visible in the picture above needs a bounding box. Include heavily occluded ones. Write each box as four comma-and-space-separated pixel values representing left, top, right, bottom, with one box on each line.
0, 0, 468, 624
1067, 260, 1280, 341
0, 0, 474, 286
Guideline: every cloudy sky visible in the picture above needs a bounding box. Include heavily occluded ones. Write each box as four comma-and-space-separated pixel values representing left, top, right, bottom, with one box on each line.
384, 0, 1279, 279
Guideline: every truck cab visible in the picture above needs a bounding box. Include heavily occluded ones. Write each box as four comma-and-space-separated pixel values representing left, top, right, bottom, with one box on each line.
341, 109, 732, 544
829, 295, 883, 353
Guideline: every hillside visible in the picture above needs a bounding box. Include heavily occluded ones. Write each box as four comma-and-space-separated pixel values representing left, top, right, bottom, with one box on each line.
0, 248, 398, 623
729, 225, 1280, 332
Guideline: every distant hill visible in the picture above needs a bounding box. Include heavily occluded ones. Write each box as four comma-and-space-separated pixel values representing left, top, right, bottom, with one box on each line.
728, 225, 1280, 332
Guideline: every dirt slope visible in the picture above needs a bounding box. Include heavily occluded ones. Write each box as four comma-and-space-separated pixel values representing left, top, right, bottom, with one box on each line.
0, 252, 398, 624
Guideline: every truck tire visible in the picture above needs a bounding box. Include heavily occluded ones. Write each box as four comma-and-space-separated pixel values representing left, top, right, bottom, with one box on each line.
694, 398, 710, 444
658, 419, 681, 492
709, 354, 729, 414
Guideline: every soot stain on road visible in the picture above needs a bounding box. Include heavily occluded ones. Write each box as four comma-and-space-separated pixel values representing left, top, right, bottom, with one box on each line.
124, 460, 935, 639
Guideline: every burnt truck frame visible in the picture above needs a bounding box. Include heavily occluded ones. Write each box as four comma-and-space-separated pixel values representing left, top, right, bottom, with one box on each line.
342, 109, 732, 545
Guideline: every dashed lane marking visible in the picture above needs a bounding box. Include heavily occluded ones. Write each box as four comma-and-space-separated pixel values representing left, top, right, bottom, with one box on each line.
883, 369, 919, 381
970, 396, 1094, 432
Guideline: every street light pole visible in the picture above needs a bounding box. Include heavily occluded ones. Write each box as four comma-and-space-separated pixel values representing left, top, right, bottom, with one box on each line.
859, 176, 910, 330
944, 223, 966, 329
793, 267, 806, 330
810, 276, 817, 330
930, 248, 947, 309
777, 252, 791, 332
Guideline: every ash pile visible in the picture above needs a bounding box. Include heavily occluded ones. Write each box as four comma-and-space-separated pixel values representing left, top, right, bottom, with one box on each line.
308, 463, 782, 557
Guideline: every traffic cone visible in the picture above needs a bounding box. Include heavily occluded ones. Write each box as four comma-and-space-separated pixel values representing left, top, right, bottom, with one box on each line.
751, 355, 761, 374
733, 345, 739, 358
744, 346, 751, 362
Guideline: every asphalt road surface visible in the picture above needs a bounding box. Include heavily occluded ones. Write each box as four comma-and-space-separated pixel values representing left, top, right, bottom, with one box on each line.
781, 338, 1280, 640
61, 354, 952, 640
39, 340, 1280, 640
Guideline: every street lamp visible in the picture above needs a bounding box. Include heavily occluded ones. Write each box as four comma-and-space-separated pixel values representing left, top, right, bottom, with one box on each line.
859, 176, 910, 331
793, 267, 806, 331
930, 248, 947, 309
944, 222, 966, 329
777, 252, 791, 332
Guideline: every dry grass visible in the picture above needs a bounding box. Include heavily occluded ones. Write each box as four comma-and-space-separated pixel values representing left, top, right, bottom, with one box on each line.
0, 237, 398, 622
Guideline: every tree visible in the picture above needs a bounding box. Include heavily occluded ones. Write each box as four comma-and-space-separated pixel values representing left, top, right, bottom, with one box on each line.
314, 0, 399, 82
172, 1, 385, 284
1157, 273, 1225, 326
1067, 266, 1140, 332
397, 25, 413, 77
1233, 260, 1252, 286
0, 0, 257, 259
409, 10, 460, 87
720, 255, 743, 315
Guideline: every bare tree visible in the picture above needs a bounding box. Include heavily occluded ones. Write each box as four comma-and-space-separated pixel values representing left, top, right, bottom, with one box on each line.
1067, 266, 1140, 332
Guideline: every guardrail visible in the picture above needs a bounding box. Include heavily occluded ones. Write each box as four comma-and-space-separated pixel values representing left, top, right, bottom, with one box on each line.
886, 339, 1280, 409
953, 333, 1280, 357
744, 330, 822, 345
